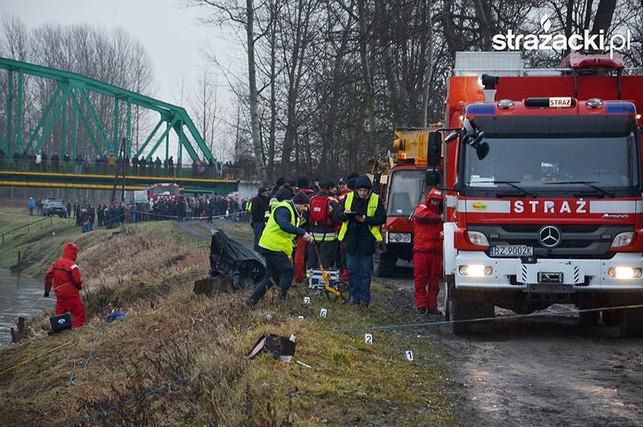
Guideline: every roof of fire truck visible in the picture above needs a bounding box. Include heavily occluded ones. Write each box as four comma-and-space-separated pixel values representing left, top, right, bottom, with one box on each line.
447, 51, 643, 128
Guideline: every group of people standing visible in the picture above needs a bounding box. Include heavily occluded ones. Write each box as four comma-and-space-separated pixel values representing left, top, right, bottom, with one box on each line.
245, 173, 445, 315
245, 174, 387, 308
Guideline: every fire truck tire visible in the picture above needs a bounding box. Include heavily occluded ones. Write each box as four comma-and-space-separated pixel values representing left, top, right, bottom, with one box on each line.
446, 276, 494, 335
620, 308, 643, 338
374, 252, 396, 277
578, 309, 600, 328
602, 309, 623, 327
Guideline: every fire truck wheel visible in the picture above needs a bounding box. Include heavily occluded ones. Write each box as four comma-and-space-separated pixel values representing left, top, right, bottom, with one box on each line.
602, 309, 623, 327
374, 252, 396, 277
446, 277, 494, 335
619, 307, 643, 338
578, 309, 600, 328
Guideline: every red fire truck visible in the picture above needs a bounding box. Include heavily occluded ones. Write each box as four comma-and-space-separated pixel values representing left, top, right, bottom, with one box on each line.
146, 183, 184, 204
433, 52, 643, 336
375, 128, 441, 276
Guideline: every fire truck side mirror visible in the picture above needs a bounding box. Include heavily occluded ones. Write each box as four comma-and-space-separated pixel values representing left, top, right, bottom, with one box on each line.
465, 131, 490, 160
425, 169, 441, 187
476, 142, 490, 160
428, 132, 442, 168
444, 131, 459, 143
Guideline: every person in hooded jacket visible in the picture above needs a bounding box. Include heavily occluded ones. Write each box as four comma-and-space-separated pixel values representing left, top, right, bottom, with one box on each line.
412, 187, 444, 315
335, 175, 386, 306
44, 242, 85, 328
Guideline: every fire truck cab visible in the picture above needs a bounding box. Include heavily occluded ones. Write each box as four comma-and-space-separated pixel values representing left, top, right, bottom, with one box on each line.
436, 51, 643, 336
375, 128, 441, 276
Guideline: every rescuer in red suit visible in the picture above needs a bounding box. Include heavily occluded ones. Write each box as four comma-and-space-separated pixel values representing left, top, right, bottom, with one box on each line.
412, 187, 444, 315
44, 242, 85, 328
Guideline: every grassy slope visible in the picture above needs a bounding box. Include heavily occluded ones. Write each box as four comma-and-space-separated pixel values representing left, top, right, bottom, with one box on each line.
0, 210, 458, 426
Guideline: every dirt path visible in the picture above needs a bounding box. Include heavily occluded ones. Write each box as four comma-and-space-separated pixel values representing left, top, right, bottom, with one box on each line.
379, 274, 643, 426
173, 219, 213, 240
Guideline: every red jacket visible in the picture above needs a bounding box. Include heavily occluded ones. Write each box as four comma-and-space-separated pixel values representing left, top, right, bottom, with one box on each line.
412, 198, 443, 252
45, 243, 83, 297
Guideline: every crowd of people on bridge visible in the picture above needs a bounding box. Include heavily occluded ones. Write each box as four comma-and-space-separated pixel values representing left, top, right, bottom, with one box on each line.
0, 148, 245, 179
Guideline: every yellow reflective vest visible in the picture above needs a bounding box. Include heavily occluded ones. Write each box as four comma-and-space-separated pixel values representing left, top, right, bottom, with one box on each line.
338, 192, 383, 242
259, 201, 298, 257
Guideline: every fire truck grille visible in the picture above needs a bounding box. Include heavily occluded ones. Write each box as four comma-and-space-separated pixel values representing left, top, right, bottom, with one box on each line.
469, 224, 634, 259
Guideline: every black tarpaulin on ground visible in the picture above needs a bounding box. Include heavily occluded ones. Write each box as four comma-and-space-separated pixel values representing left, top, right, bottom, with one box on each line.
209, 228, 266, 289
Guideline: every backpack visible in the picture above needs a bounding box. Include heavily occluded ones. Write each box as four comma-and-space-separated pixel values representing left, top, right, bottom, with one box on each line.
309, 195, 333, 227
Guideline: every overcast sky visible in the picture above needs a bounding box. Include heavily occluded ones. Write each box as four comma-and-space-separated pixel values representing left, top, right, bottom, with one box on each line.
2, 0, 243, 158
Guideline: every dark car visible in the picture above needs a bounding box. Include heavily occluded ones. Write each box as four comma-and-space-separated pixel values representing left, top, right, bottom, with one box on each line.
43, 200, 68, 218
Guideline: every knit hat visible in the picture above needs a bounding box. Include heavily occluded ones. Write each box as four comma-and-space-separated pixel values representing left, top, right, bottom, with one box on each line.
320, 179, 335, 190
292, 191, 310, 205
296, 176, 309, 189
354, 175, 372, 190
276, 186, 295, 201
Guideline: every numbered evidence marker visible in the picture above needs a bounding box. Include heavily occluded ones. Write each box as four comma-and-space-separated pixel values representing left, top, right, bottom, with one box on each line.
298, 316, 304, 320
303, 296, 311, 305
319, 308, 328, 318
364, 333, 373, 344
405, 350, 414, 362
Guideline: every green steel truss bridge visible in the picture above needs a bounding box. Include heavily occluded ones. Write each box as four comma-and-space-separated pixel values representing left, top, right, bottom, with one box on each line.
0, 57, 237, 194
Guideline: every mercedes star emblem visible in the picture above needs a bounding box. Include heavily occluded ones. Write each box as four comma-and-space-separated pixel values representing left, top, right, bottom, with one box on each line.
538, 225, 561, 248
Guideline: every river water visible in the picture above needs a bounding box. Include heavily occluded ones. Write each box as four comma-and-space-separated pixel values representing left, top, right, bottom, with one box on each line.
0, 269, 54, 346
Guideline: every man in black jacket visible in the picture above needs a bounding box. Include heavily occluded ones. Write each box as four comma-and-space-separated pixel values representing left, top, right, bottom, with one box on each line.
335, 175, 386, 307
250, 187, 271, 252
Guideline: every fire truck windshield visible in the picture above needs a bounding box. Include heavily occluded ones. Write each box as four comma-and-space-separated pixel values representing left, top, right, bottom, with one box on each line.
387, 170, 426, 216
462, 134, 639, 196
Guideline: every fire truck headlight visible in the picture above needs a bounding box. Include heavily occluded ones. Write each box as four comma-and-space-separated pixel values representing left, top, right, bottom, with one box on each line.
467, 231, 489, 246
459, 265, 493, 277
607, 266, 642, 280
388, 233, 411, 243
610, 232, 634, 248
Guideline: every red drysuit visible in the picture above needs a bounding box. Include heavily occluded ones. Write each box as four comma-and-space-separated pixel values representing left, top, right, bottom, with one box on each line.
44, 242, 85, 328
294, 235, 307, 283
412, 188, 443, 310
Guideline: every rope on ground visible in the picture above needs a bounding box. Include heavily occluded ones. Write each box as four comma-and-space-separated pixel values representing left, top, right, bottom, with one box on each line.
69, 327, 105, 385
334, 303, 643, 333
0, 340, 72, 376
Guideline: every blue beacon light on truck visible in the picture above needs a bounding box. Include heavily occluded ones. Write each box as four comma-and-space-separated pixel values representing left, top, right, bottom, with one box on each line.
465, 104, 496, 115
605, 102, 636, 114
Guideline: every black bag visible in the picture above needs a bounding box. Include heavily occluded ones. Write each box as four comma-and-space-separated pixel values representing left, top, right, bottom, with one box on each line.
245, 334, 296, 361
49, 313, 72, 333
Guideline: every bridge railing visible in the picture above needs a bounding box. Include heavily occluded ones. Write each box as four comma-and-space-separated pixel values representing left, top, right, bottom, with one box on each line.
1, 215, 54, 245
0, 158, 246, 181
